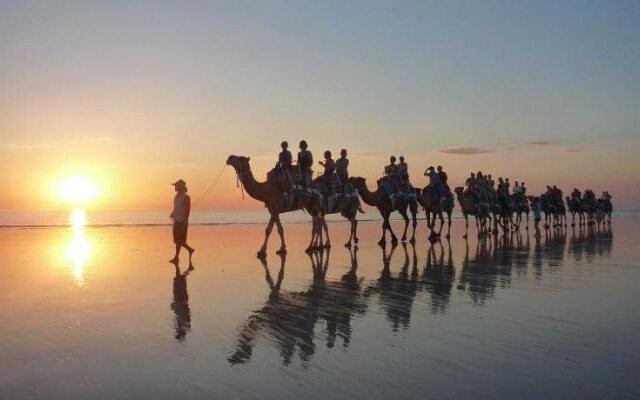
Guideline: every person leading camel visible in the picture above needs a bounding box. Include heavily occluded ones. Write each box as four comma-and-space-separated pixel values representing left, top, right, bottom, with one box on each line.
169, 179, 195, 264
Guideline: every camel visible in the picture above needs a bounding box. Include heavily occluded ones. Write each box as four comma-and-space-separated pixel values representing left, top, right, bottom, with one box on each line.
418, 187, 453, 240
307, 181, 363, 250
566, 196, 584, 226
454, 186, 489, 239
538, 193, 561, 228
603, 196, 613, 224
582, 190, 598, 226
495, 192, 515, 233
226, 155, 322, 256
511, 193, 530, 230
348, 177, 418, 245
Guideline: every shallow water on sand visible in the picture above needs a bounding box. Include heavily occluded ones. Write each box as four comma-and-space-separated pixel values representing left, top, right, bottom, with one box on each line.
1, 217, 639, 399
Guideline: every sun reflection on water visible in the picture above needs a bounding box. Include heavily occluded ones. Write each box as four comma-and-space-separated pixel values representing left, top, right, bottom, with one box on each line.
66, 208, 91, 287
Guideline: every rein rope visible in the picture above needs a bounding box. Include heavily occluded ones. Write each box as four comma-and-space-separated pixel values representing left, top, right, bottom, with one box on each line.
236, 171, 246, 200
191, 164, 228, 207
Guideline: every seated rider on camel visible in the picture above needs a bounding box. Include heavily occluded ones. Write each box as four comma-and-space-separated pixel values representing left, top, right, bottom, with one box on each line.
571, 188, 582, 200
319, 150, 336, 193
465, 172, 478, 201
297, 140, 313, 186
335, 149, 349, 189
424, 165, 444, 200
384, 155, 402, 192
397, 156, 409, 184
437, 166, 448, 190
277, 141, 293, 184
552, 185, 563, 203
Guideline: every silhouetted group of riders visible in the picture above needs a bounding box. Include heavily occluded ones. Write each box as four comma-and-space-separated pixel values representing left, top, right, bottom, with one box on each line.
270, 140, 612, 223
275, 140, 349, 194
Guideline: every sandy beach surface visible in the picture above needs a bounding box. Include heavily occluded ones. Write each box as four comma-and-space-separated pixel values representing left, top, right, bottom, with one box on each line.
1, 217, 639, 399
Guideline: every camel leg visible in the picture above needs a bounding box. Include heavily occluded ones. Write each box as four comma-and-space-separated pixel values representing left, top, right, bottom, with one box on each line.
274, 215, 287, 255
463, 214, 469, 239
410, 209, 417, 244
379, 213, 389, 245
353, 219, 359, 244
571, 212, 575, 227
425, 210, 431, 236
322, 217, 330, 248
317, 218, 325, 248
400, 209, 409, 242
386, 215, 398, 244
446, 211, 452, 239
259, 213, 277, 257
307, 217, 318, 252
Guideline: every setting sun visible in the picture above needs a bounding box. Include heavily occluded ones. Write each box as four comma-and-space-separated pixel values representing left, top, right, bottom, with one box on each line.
57, 175, 98, 204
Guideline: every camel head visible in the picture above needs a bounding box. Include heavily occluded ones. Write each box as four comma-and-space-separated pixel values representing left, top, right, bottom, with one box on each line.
348, 177, 366, 190
454, 186, 464, 196
226, 155, 251, 174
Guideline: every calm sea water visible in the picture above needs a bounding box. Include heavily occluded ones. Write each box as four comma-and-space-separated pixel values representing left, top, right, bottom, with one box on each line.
1, 208, 639, 228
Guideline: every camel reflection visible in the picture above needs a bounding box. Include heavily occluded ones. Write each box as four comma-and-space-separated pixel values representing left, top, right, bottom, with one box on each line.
366, 243, 419, 332
420, 240, 455, 315
569, 224, 613, 262
171, 261, 193, 341
457, 237, 515, 305
228, 249, 367, 366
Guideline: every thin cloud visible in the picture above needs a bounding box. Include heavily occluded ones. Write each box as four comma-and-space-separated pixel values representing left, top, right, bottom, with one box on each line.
439, 147, 492, 155
528, 141, 552, 146
563, 148, 582, 153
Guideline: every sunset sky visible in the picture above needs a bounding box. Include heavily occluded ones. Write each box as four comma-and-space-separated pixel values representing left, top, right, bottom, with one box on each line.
1, 1, 639, 210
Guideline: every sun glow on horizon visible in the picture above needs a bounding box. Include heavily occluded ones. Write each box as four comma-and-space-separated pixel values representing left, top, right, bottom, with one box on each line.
57, 175, 98, 204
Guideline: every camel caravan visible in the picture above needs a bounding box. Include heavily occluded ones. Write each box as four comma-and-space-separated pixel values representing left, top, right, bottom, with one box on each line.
226, 141, 613, 257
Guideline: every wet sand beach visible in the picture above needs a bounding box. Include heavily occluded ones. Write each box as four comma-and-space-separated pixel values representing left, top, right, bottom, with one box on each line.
1, 217, 639, 399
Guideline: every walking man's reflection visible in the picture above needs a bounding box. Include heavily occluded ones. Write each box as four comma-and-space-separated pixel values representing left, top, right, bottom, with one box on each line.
171, 260, 193, 341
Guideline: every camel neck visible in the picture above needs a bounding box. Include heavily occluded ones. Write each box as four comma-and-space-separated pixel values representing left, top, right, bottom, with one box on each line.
237, 169, 267, 203
358, 184, 382, 206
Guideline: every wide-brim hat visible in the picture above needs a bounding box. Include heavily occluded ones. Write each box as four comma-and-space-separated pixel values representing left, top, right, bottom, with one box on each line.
172, 179, 186, 188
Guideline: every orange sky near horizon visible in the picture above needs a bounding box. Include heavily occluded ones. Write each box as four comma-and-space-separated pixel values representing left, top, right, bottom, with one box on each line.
3, 135, 638, 211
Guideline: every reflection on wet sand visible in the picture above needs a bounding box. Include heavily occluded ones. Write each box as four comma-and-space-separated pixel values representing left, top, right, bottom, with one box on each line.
366, 243, 419, 332
171, 261, 193, 341
421, 241, 455, 314
569, 224, 613, 262
228, 250, 368, 366
65, 208, 91, 287
230, 224, 616, 366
